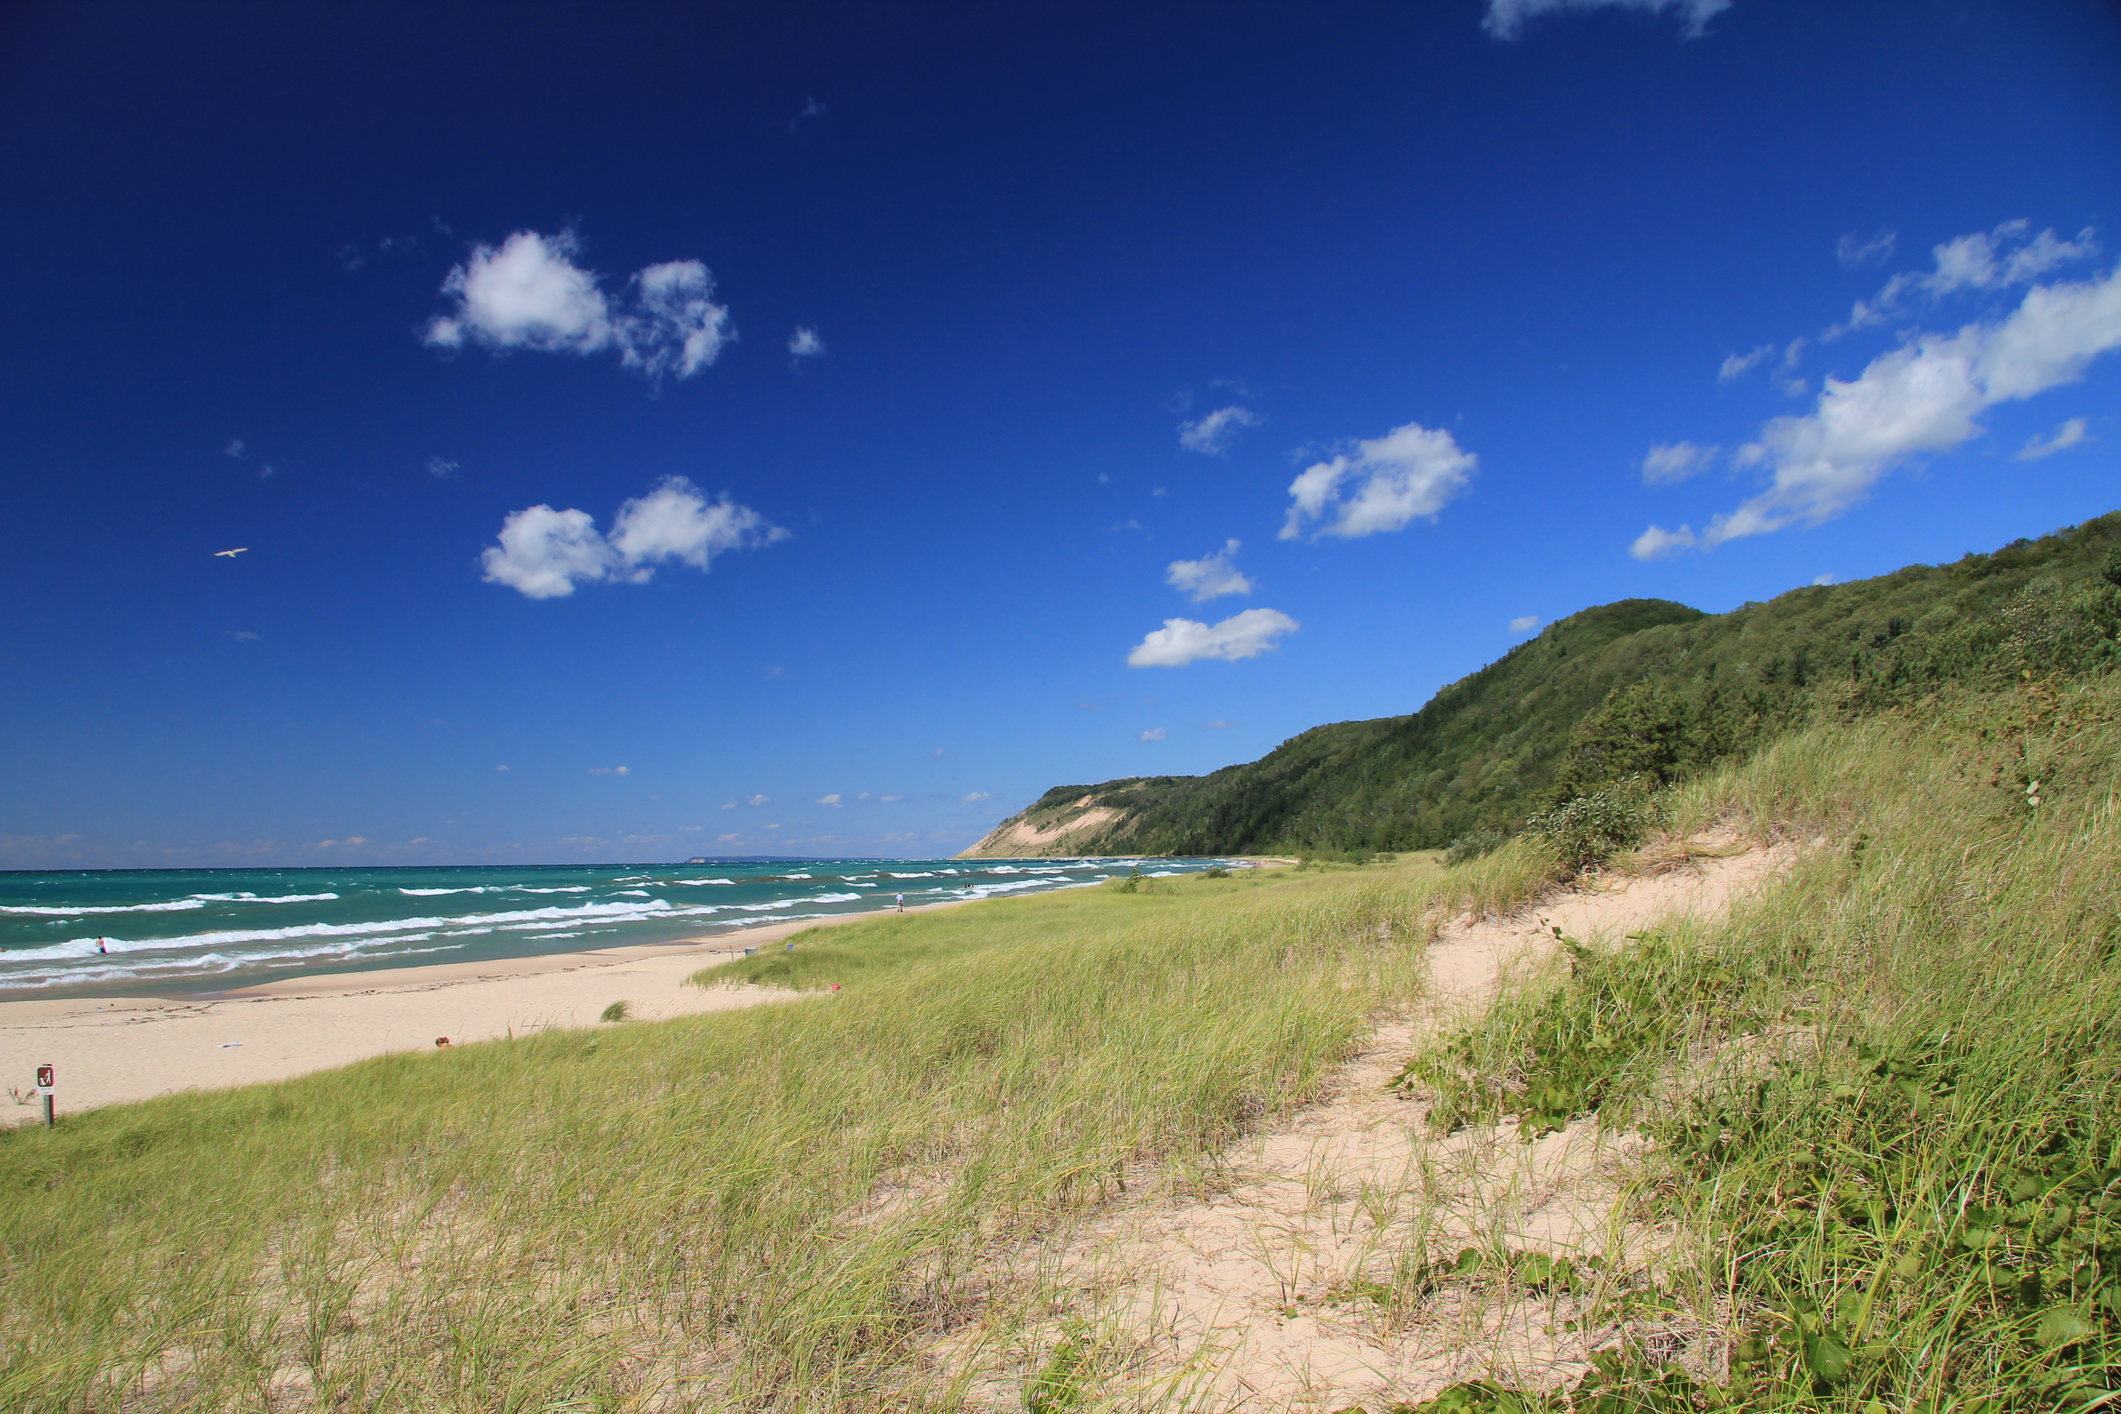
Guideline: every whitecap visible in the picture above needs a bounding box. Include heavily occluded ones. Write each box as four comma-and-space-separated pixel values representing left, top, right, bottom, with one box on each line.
0, 899, 206, 916
191, 892, 342, 903
7, 899, 671, 962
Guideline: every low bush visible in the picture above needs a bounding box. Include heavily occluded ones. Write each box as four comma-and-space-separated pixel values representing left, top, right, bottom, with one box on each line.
1522, 782, 1662, 873
1444, 828, 1508, 866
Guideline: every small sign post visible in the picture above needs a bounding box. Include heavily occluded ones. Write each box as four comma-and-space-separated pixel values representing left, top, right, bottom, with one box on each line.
35, 1064, 53, 1128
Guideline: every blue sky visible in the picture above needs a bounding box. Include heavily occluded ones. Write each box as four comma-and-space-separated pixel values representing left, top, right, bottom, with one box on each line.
3, 0, 2118, 867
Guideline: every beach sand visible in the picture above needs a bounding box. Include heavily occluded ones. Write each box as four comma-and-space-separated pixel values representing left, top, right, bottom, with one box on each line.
0, 898, 964, 1126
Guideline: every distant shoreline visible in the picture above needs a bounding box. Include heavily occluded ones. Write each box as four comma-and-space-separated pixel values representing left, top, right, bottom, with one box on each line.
0, 892, 983, 1124
0, 857, 1202, 1004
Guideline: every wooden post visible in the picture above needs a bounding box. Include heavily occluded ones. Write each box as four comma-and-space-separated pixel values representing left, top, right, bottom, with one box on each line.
36, 1064, 54, 1128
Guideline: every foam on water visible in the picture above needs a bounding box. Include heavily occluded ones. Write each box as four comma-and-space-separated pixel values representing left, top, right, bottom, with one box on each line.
1, 899, 207, 916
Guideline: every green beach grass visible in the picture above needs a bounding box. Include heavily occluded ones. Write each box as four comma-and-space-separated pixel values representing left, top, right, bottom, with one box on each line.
0, 848, 1543, 1410
1381, 676, 2121, 1410
2, 675, 2116, 1410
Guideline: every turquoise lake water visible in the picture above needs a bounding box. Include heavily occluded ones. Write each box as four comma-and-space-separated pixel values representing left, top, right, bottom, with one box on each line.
0, 857, 1226, 998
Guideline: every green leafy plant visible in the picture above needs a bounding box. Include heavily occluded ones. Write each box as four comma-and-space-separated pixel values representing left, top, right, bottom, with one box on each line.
1024, 1332, 1088, 1413
1445, 828, 1508, 866
598, 1000, 631, 1023
1523, 784, 1663, 874
1394, 928, 1776, 1136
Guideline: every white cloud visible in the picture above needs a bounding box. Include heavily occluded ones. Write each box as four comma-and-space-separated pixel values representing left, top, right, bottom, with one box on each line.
1637, 261, 2121, 555
588, 766, 631, 776
1138, 728, 1167, 742
1509, 615, 1541, 633
1775, 338, 1810, 396
1834, 221, 2100, 336
1629, 524, 1699, 561
744, 794, 770, 806
960, 792, 994, 803
1200, 719, 1240, 730
717, 833, 740, 843
817, 794, 843, 807
1812, 573, 1838, 586
606, 478, 785, 574
1483, 0, 1732, 41
1178, 405, 1260, 455
1165, 540, 1253, 602
1127, 607, 1300, 667
721, 801, 737, 809
223, 438, 247, 459
424, 230, 732, 383
2015, 417, 2090, 461
481, 476, 785, 599
1641, 440, 1718, 485
788, 326, 825, 358
426, 456, 459, 478
1280, 421, 1475, 540
480, 506, 611, 599
618, 261, 732, 381
425, 231, 609, 354
494, 764, 510, 772
1837, 229, 1898, 269
1719, 346, 1772, 382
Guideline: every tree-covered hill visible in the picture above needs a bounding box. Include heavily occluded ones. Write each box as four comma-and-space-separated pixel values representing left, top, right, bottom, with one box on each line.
960, 512, 2121, 858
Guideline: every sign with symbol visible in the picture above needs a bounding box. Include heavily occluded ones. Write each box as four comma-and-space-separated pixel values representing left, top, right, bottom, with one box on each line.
36, 1065, 54, 1094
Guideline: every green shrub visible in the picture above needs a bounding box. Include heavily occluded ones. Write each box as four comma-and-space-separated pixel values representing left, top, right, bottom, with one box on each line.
1444, 828, 1507, 866
1523, 783, 1661, 873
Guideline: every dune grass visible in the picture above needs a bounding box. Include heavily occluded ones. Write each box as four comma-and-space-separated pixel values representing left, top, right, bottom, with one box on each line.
0, 849, 1538, 1411
1386, 676, 2121, 1410
10, 677, 2113, 1411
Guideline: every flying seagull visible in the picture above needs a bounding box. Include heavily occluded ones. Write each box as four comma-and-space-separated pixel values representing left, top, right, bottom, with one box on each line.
213, 548, 248, 558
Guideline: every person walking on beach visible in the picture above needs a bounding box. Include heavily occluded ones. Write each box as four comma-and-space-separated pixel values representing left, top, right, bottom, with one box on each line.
895, 892, 905, 913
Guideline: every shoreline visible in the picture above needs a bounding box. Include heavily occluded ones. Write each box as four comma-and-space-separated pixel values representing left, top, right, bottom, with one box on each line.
0, 895, 973, 1126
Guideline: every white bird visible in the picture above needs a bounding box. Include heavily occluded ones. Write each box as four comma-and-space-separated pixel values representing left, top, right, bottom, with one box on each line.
213, 548, 248, 558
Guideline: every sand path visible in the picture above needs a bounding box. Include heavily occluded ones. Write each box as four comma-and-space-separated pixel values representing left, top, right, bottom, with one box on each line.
957, 837, 1793, 1411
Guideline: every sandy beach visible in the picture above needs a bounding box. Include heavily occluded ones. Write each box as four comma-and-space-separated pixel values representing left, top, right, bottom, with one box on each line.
0, 897, 967, 1126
